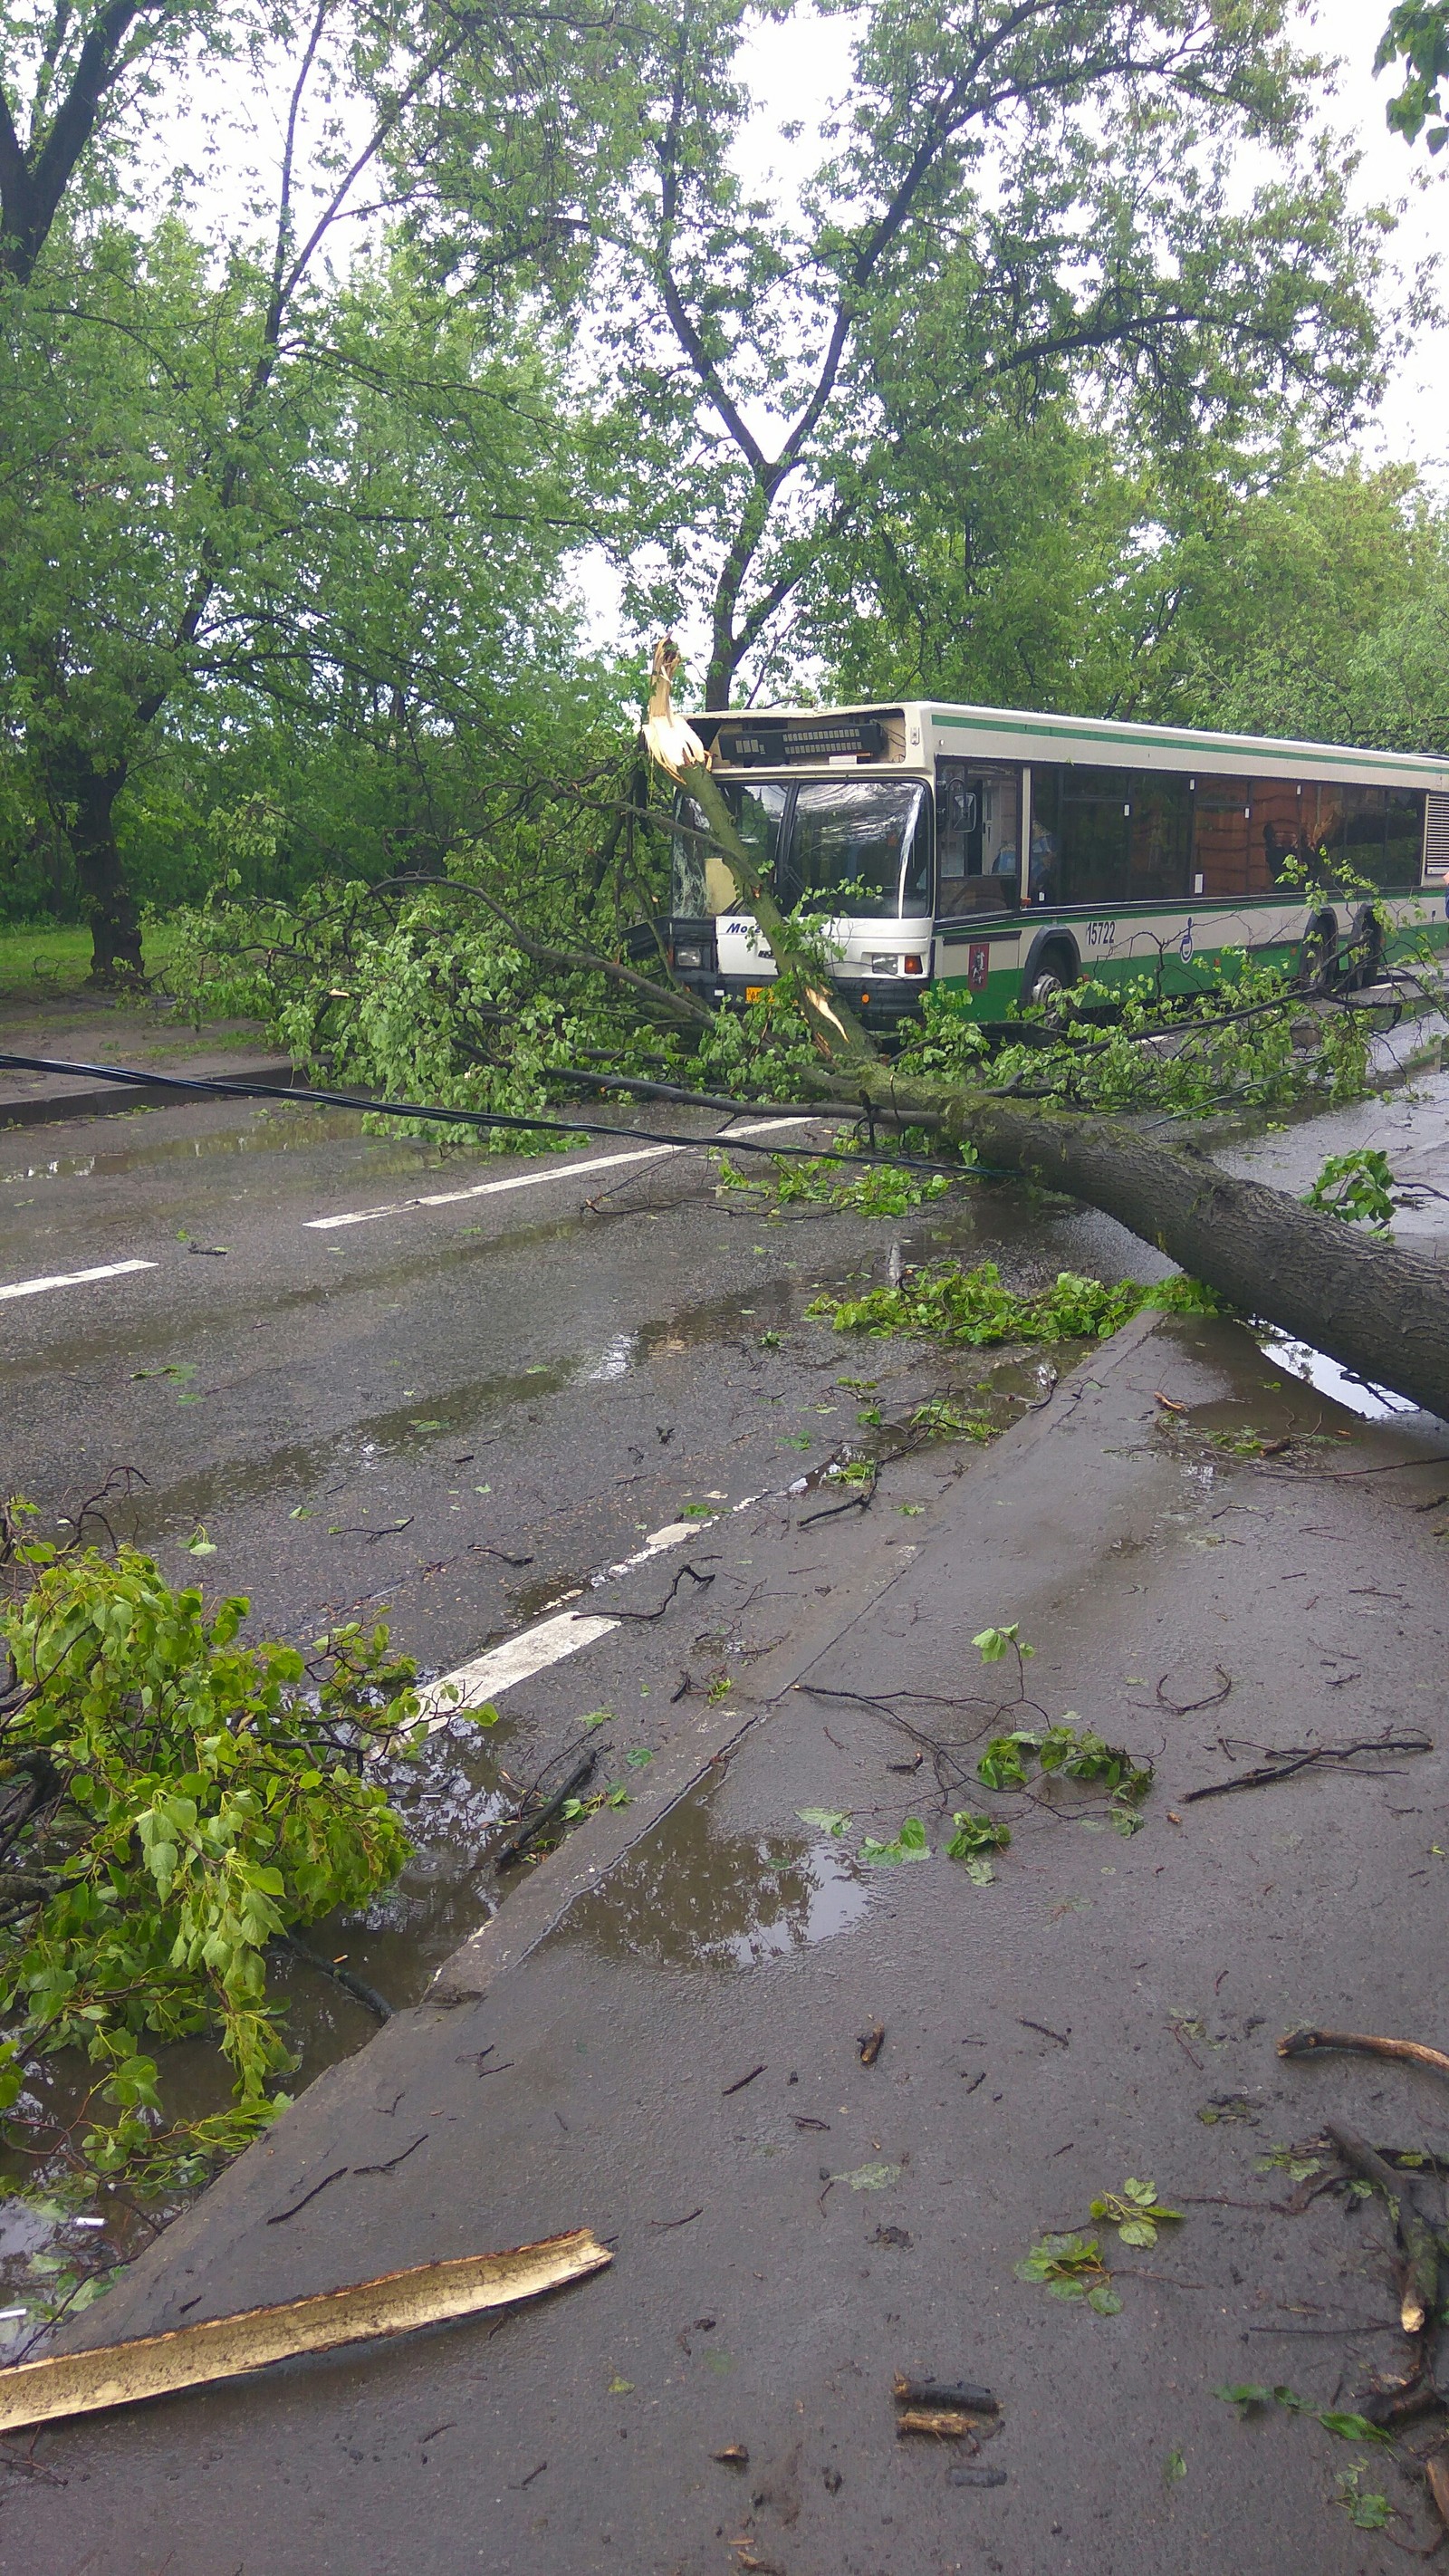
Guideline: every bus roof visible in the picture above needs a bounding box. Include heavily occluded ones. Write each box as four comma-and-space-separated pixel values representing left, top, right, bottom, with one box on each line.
698, 698, 1449, 794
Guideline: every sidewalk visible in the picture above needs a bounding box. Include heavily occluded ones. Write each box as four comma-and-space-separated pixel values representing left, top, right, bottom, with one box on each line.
9, 1302, 1449, 2575
0, 1001, 293, 1128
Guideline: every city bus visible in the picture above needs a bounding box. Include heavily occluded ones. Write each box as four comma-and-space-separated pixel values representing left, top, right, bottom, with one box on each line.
662, 700, 1449, 1028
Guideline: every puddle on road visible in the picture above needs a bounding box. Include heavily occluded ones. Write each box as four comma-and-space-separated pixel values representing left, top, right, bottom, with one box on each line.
1150, 1312, 1422, 1439
0, 1104, 448, 1188
1254, 1327, 1418, 1421
561, 1778, 869, 1971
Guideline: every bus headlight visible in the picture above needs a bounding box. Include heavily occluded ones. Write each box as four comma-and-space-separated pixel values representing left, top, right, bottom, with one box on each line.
868, 954, 897, 976
671, 942, 705, 969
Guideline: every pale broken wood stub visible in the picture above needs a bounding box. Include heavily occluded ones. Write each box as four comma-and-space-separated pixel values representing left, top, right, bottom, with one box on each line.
0, 2229, 611, 2436
895, 2408, 984, 2439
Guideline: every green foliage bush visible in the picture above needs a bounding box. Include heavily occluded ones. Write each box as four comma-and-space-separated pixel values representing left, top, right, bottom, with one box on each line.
897, 947, 1381, 1116
0, 1521, 419, 2186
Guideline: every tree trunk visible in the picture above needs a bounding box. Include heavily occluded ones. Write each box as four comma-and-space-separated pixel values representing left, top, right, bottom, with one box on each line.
891, 1085, 1449, 1423
54, 759, 144, 985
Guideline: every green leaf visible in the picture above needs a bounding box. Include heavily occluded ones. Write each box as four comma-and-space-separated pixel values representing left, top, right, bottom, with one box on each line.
182, 1528, 217, 1556
832, 2160, 901, 2191
945, 1810, 1011, 1862
860, 1816, 930, 1864
1087, 2284, 1124, 2315
1317, 2411, 1393, 2446
796, 1808, 852, 1837
1213, 2384, 1282, 2417
973, 1623, 1030, 1662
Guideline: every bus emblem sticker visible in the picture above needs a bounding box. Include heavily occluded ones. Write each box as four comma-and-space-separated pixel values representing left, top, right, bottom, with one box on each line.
1179, 917, 1195, 963
968, 942, 990, 992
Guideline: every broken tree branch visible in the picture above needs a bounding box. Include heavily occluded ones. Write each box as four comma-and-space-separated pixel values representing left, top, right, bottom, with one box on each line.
1324, 2122, 1441, 2339
0, 2232, 612, 2434
1279, 2029, 1449, 2082
1185, 1732, 1433, 1802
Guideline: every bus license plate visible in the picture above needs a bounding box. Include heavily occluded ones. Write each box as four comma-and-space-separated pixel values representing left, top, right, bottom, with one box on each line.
744, 985, 767, 1002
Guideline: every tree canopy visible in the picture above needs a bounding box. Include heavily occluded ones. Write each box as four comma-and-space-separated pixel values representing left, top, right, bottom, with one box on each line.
1377, 3, 1449, 149
0, 0, 1438, 976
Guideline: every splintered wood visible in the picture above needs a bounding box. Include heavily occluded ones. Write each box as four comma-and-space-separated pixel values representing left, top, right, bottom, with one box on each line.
0, 2229, 611, 2435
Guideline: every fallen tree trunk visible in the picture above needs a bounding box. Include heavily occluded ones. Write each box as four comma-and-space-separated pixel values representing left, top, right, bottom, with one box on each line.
890, 1085, 1449, 1421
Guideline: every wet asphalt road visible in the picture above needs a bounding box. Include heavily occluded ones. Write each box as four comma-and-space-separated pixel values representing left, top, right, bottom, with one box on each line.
0, 1083, 1176, 2108
3, 1063, 1444, 2053
5, 1048, 1449, 2574
11, 1301, 1449, 2576
0, 1087, 1172, 1671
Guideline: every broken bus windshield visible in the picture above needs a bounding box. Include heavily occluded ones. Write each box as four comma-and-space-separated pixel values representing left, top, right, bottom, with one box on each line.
671, 779, 929, 920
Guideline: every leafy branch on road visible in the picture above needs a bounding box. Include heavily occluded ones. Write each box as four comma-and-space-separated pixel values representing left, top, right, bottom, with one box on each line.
0, 1507, 421, 2193
809, 1261, 1226, 1350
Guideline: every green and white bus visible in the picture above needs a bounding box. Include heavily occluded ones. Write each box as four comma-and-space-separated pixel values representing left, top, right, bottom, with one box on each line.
664, 700, 1449, 1027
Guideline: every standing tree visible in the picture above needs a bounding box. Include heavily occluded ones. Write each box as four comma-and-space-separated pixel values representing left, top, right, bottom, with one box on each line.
593, 0, 1391, 711
0, 1, 641, 978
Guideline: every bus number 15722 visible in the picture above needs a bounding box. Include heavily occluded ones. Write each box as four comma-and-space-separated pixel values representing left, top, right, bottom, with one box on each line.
1084, 918, 1117, 949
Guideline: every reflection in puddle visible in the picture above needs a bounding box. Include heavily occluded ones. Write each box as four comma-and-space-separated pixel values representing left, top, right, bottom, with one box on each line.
1255, 1328, 1417, 1421
0, 1105, 446, 1187
588, 1331, 636, 1381
563, 1781, 869, 1970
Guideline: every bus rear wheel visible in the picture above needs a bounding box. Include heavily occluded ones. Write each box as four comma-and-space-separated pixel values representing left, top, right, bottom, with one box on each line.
1343, 902, 1386, 992
1295, 908, 1339, 994
1028, 951, 1077, 1026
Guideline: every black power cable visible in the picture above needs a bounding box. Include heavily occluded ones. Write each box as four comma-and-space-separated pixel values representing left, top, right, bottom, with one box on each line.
0, 1051, 964, 1177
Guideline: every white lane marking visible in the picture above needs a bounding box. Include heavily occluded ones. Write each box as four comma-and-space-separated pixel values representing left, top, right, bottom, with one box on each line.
303, 1115, 826, 1231
593, 1489, 761, 1586
414, 1610, 619, 1729
413, 1492, 765, 1736
0, 1257, 157, 1302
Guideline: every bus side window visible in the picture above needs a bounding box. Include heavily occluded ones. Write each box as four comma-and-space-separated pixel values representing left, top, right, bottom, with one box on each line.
1247, 778, 1300, 892
1190, 776, 1252, 899
935, 761, 1020, 912
936, 761, 978, 903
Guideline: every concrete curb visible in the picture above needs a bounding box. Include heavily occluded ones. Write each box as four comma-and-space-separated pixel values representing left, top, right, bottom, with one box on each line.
0, 1059, 298, 1129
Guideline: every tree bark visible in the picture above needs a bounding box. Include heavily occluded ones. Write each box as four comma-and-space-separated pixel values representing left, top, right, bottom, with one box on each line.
51, 755, 144, 985
873, 1082, 1449, 1423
